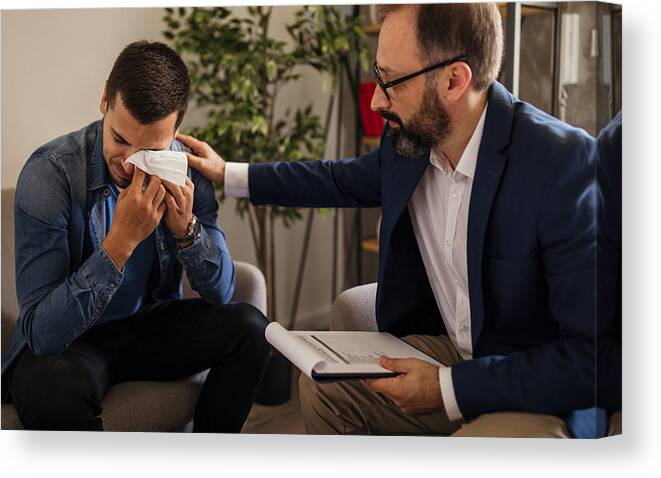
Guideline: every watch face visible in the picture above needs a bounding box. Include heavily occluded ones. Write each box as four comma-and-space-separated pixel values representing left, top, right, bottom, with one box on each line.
191, 217, 201, 239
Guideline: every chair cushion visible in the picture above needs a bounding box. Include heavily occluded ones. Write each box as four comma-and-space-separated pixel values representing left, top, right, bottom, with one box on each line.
1, 371, 207, 431
1, 403, 22, 429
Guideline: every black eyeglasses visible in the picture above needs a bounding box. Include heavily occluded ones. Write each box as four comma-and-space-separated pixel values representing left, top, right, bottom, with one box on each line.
373, 54, 468, 100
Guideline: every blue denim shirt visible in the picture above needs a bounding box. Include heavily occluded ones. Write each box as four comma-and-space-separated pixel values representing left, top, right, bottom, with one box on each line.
2, 120, 235, 399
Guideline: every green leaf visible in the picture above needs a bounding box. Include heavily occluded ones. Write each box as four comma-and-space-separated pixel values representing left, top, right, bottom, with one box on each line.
266, 59, 276, 82
162, 5, 369, 226
250, 116, 268, 136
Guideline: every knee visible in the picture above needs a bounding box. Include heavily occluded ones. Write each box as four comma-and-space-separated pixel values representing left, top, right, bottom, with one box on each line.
215, 302, 269, 358
452, 412, 571, 438
235, 303, 268, 336
11, 355, 103, 430
608, 411, 622, 436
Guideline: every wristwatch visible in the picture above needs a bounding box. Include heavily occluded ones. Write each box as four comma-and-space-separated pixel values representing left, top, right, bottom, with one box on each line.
173, 214, 201, 244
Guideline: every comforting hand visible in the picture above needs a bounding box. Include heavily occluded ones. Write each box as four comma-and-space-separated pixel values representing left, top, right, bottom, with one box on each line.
366, 356, 445, 414
102, 168, 166, 269
162, 177, 195, 239
176, 133, 226, 185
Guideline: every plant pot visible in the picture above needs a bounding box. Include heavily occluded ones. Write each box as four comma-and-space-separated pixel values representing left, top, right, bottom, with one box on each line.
255, 349, 292, 405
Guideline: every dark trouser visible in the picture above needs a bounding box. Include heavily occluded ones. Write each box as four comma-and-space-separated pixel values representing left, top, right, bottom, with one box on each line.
9, 299, 270, 433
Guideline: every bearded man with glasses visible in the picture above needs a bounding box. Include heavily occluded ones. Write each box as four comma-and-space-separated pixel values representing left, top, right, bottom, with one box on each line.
181, 3, 617, 437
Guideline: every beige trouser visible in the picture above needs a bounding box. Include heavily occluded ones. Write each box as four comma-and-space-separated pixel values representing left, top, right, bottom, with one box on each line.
608, 411, 622, 436
299, 335, 571, 438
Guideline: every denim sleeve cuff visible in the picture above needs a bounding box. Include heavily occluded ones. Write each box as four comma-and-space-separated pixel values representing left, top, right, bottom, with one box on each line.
224, 162, 250, 198
80, 247, 124, 307
176, 226, 220, 272
439, 366, 464, 422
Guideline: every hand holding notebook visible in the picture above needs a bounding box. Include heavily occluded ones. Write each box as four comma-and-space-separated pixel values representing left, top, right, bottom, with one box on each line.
265, 322, 440, 383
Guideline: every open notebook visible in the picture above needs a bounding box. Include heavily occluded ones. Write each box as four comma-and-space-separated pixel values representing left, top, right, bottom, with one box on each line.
265, 322, 440, 382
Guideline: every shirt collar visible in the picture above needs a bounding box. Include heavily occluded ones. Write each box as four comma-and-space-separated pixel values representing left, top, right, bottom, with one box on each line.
87, 119, 111, 191
429, 103, 488, 180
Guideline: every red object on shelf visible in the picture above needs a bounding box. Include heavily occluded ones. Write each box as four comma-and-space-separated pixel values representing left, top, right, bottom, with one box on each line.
359, 82, 385, 137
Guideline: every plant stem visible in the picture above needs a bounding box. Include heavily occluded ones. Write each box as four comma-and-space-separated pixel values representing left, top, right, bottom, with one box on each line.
269, 209, 276, 323
247, 204, 260, 264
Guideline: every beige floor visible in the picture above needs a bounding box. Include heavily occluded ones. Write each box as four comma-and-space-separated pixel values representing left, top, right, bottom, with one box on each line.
241, 369, 306, 435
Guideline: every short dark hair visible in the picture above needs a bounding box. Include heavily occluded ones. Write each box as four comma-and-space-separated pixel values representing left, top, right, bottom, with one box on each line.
106, 40, 191, 129
377, 3, 503, 91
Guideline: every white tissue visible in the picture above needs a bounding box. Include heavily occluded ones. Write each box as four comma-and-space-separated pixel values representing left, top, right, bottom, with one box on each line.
125, 150, 188, 186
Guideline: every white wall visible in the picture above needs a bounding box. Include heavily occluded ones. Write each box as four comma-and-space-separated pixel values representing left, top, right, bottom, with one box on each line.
1, 6, 346, 326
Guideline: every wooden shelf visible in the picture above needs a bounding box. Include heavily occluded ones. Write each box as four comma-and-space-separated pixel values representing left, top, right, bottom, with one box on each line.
498, 2, 553, 19
361, 136, 381, 147
362, 23, 381, 35
361, 237, 379, 254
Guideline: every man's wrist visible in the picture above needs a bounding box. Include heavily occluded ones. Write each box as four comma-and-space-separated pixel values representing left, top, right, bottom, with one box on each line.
101, 233, 134, 270
438, 366, 464, 422
219, 161, 226, 185
172, 214, 201, 244
170, 224, 189, 239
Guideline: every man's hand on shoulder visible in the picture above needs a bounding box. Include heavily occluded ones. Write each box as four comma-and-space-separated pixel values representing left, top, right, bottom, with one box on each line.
102, 168, 166, 269
176, 133, 226, 185
366, 357, 445, 414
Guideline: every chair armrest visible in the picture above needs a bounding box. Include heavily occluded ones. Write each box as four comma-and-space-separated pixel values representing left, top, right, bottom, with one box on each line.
330, 283, 378, 331
230, 261, 267, 316
182, 261, 267, 316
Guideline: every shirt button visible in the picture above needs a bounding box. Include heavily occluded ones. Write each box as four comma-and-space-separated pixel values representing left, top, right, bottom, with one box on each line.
446, 240, 451, 247
452, 193, 457, 199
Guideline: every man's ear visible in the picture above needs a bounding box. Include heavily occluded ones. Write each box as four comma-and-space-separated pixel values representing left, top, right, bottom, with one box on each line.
443, 61, 473, 103
100, 87, 108, 115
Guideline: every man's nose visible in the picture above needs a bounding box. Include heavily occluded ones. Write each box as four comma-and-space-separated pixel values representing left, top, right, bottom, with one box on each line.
371, 85, 390, 112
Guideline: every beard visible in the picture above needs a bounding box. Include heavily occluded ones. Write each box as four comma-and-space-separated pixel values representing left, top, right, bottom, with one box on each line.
381, 84, 452, 158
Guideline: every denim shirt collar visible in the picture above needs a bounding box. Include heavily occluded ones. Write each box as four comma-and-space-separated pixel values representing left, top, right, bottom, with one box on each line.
87, 120, 110, 192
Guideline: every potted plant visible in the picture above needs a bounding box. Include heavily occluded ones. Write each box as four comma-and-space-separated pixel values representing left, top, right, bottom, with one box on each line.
163, 6, 368, 404
164, 5, 367, 323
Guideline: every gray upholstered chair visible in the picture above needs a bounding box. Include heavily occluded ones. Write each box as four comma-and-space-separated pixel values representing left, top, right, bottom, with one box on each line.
1, 187, 266, 431
329, 282, 378, 332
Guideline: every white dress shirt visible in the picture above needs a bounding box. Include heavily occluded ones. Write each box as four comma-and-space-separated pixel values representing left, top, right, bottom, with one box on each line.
409, 106, 487, 421
223, 105, 487, 422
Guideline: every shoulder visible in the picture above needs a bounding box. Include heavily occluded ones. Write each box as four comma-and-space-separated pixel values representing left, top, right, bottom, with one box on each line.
30, 120, 100, 169
503, 100, 596, 183
512, 100, 594, 153
169, 137, 192, 155
597, 111, 622, 156
16, 121, 99, 221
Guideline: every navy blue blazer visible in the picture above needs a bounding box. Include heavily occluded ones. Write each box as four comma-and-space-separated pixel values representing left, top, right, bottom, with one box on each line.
249, 81, 599, 419
596, 112, 622, 414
